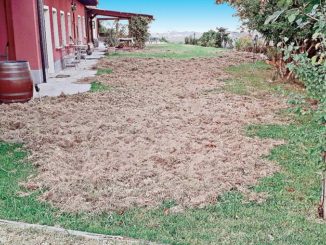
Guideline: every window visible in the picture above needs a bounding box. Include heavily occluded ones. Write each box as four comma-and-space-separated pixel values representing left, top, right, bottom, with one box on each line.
60, 11, 66, 46
52, 8, 60, 48
67, 13, 72, 43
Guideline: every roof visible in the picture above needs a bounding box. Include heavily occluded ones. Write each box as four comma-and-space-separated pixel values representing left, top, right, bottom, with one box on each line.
87, 8, 154, 20
79, 0, 98, 6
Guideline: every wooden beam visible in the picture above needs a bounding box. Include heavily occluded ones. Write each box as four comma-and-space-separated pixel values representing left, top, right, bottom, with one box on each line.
87, 8, 154, 20
97, 18, 121, 21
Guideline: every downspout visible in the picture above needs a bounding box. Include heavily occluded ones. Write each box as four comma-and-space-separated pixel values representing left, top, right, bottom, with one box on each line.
36, 0, 47, 83
3, 0, 15, 60
72, 1, 76, 41
85, 8, 90, 43
3, 0, 9, 60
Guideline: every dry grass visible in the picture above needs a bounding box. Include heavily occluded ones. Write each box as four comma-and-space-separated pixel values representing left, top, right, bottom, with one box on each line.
0, 222, 144, 245
0, 51, 288, 213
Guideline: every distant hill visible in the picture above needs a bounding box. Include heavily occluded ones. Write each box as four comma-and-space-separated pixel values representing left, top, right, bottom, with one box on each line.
150, 31, 203, 43
150, 31, 254, 43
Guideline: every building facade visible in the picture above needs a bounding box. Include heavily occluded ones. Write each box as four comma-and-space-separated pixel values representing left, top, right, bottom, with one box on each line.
0, 0, 98, 83
0, 0, 153, 85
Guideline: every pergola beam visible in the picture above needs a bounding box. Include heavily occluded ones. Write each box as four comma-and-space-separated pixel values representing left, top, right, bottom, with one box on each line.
97, 18, 123, 21
87, 8, 154, 20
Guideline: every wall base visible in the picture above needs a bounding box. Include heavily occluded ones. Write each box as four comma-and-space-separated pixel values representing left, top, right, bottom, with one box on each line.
31, 69, 44, 84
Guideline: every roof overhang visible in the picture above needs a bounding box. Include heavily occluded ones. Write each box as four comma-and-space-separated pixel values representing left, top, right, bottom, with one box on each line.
79, 0, 98, 6
87, 8, 154, 20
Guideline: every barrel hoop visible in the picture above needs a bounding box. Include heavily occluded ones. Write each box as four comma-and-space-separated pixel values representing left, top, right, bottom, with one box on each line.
0, 76, 32, 81
0, 64, 29, 67
0, 70, 30, 74
0, 92, 32, 97
0, 66, 29, 69
0, 98, 31, 103
0, 62, 29, 66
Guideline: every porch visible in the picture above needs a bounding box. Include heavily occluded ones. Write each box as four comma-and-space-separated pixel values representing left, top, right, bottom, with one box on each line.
34, 44, 106, 98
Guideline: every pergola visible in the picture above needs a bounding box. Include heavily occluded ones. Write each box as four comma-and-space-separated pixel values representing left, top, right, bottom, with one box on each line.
86, 7, 154, 42
79, 0, 98, 5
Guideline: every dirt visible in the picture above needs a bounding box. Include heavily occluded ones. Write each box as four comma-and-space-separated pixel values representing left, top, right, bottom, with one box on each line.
0, 51, 287, 212
0, 223, 147, 245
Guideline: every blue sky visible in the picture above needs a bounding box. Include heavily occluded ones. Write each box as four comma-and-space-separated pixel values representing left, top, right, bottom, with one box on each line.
98, 0, 241, 33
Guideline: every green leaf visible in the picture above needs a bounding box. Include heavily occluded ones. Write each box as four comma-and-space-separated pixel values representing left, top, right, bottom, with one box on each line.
265, 9, 286, 25
288, 12, 298, 23
311, 56, 318, 65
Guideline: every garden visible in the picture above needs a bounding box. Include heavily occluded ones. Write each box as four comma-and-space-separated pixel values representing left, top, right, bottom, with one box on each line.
0, 0, 325, 244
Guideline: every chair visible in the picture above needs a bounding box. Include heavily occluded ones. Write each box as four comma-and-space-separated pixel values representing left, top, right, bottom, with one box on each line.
62, 47, 78, 69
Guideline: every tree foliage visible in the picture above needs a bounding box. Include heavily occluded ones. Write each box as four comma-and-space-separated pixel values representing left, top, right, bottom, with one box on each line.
199, 30, 222, 47
185, 35, 199, 45
217, 0, 320, 42
185, 28, 231, 48
129, 16, 152, 48
217, 0, 325, 102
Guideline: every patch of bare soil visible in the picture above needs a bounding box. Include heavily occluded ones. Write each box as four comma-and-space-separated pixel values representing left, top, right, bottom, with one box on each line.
0, 224, 95, 245
0, 51, 288, 212
0, 222, 146, 245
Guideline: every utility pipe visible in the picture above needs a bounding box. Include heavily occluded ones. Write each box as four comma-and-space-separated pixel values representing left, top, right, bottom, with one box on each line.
36, 0, 47, 84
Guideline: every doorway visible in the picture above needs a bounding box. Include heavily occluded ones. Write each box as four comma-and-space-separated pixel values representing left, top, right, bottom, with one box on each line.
43, 6, 55, 73
77, 15, 82, 44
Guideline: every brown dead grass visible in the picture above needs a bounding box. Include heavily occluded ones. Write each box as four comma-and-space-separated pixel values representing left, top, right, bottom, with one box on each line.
0, 51, 288, 213
0, 223, 145, 245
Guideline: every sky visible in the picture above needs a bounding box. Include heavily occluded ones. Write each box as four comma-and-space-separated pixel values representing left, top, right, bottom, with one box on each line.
98, 0, 242, 33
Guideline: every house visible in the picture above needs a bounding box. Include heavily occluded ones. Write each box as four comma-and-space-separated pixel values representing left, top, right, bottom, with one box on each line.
0, 0, 153, 84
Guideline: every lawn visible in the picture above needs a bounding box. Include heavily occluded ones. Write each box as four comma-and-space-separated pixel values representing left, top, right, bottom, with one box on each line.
0, 44, 325, 244
107, 43, 224, 59
90, 81, 112, 92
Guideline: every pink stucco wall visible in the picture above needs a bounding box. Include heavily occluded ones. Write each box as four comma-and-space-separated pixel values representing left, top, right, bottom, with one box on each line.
10, 0, 42, 70
0, 0, 8, 61
43, 0, 88, 63
1, 0, 90, 74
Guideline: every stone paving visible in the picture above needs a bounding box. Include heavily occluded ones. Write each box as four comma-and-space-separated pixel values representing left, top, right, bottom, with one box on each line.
34, 46, 106, 98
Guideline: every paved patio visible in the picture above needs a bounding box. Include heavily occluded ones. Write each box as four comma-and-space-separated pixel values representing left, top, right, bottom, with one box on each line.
34, 46, 106, 98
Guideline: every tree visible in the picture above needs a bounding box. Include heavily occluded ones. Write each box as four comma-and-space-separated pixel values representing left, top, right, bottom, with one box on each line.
217, 27, 231, 48
216, 0, 320, 43
199, 30, 222, 47
129, 16, 152, 48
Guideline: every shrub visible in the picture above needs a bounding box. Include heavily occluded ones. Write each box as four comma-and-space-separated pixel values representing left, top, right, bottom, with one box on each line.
235, 37, 253, 52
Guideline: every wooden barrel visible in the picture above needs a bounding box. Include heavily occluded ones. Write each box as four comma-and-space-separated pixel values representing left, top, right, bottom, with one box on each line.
0, 61, 34, 103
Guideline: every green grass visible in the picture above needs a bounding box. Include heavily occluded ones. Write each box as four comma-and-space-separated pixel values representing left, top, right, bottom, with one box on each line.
1, 62, 326, 244
90, 81, 112, 93
96, 68, 113, 75
222, 61, 306, 98
222, 62, 276, 96
107, 43, 224, 59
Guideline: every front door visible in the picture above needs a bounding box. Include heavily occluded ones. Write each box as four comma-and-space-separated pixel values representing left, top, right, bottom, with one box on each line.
43, 6, 55, 73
